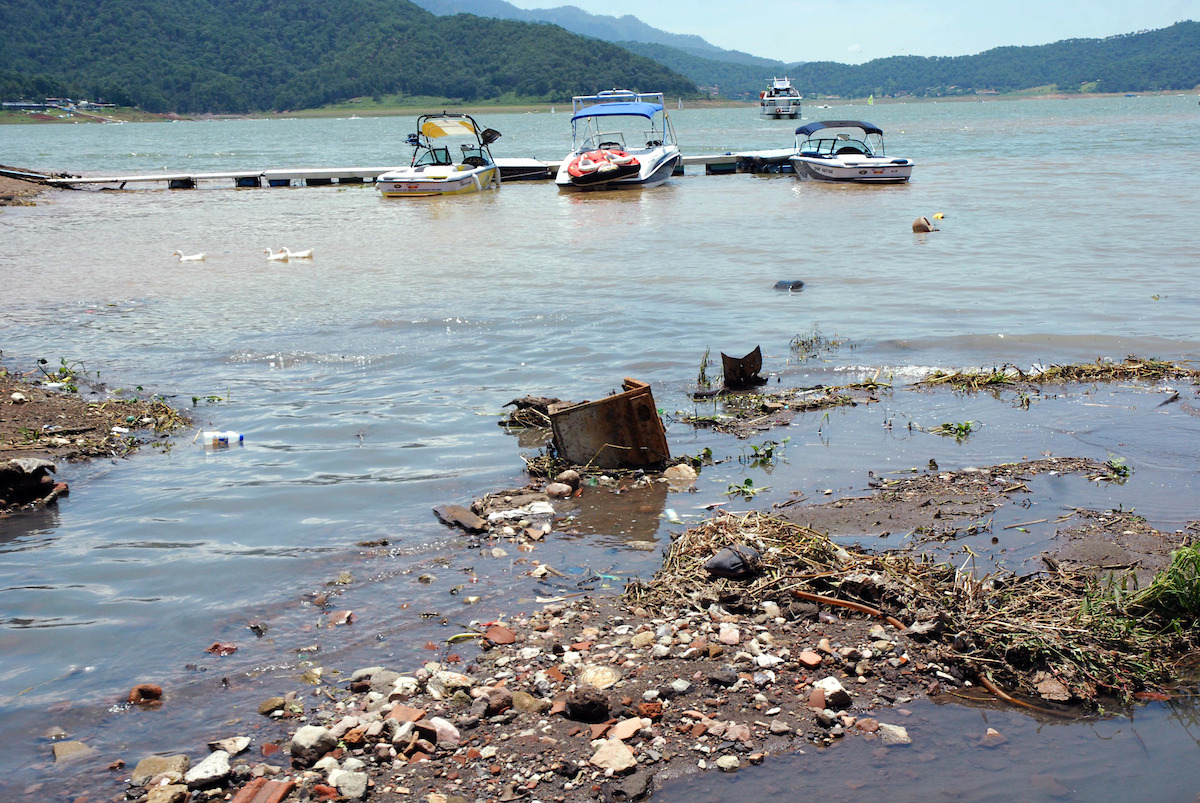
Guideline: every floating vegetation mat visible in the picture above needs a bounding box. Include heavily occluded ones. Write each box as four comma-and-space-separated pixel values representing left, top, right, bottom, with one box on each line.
916, 355, 1200, 392
683, 380, 888, 438
626, 510, 1200, 708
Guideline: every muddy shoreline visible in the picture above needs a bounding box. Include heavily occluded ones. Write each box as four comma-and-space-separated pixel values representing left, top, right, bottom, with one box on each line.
0, 170, 53, 206
1, 364, 188, 513
83, 456, 1198, 803
11, 359, 1200, 802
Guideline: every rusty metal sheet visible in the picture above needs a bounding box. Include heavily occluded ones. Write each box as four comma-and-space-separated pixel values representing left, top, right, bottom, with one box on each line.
549, 378, 669, 469
721, 345, 766, 389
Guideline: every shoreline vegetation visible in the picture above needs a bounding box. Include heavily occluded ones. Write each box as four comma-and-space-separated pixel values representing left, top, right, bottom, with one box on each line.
1, 89, 1189, 126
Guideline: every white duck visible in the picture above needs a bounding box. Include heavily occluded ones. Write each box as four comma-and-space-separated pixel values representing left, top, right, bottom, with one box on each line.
172, 250, 207, 262
264, 248, 290, 262
280, 246, 314, 259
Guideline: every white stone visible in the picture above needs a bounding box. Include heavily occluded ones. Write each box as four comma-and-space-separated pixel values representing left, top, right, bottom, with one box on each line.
184, 750, 230, 789
590, 738, 637, 773
878, 723, 911, 745
426, 671, 473, 700
328, 768, 369, 800
715, 755, 740, 772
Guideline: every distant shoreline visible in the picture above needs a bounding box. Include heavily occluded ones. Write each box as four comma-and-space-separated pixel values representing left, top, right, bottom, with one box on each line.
1, 90, 1187, 126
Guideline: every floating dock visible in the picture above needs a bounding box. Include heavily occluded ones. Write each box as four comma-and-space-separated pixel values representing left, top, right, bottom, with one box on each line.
42, 154, 741, 189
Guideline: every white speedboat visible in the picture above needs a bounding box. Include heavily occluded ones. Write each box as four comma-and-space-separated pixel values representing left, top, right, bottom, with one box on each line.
760, 77, 802, 119
554, 90, 681, 191
789, 120, 914, 184
376, 113, 501, 198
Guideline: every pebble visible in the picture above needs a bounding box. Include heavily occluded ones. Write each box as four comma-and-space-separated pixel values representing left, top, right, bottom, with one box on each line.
590, 738, 637, 772
715, 755, 740, 772
877, 723, 912, 745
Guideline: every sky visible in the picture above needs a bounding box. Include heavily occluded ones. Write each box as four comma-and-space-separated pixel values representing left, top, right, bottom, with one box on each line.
503, 0, 1199, 63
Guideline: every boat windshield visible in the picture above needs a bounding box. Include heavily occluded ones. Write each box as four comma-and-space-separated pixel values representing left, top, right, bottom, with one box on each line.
799, 134, 877, 157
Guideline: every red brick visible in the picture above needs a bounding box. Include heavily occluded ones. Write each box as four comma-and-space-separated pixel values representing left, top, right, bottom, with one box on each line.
230, 777, 298, 803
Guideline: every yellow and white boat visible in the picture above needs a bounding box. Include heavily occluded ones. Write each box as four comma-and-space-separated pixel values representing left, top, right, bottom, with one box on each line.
376, 114, 502, 198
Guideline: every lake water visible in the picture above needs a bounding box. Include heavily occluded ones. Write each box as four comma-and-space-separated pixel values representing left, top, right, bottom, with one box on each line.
3, 95, 1200, 800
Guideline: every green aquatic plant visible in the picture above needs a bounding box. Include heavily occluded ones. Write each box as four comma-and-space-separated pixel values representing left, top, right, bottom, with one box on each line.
1127, 547, 1200, 628
930, 421, 977, 442
726, 478, 766, 499
740, 437, 790, 469
696, 348, 713, 389
789, 324, 847, 361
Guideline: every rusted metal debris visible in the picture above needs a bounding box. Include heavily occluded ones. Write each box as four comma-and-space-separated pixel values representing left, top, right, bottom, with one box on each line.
721, 346, 767, 390
549, 378, 669, 469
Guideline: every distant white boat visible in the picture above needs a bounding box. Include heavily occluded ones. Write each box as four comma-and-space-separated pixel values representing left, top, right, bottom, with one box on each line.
760, 77, 801, 119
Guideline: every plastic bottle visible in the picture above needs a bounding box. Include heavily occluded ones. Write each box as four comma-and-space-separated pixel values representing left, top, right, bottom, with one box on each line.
200, 431, 244, 449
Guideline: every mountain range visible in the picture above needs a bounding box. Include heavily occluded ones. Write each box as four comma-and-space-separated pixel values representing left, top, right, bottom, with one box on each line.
1, 0, 1196, 115
408, 0, 785, 68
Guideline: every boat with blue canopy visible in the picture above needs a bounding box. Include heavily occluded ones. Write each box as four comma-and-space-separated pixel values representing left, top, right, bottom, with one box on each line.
554, 90, 681, 190
788, 120, 914, 184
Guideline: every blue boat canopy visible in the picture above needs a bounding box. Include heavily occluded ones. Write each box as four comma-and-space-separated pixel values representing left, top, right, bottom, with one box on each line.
795, 120, 884, 137
572, 101, 663, 122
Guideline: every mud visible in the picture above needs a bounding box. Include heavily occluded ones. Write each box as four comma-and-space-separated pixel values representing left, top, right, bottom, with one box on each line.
0, 166, 54, 206
0, 366, 189, 513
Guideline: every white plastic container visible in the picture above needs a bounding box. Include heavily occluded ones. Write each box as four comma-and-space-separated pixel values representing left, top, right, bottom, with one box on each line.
200, 430, 244, 449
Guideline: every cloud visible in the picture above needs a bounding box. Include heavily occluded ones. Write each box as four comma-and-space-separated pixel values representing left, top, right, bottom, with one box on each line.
847, 43, 862, 53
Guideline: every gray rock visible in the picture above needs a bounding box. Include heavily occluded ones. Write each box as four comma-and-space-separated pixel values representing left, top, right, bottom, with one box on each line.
328, 767, 370, 800
131, 755, 190, 786
207, 736, 250, 755
479, 686, 512, 716
147, 785, 189, 803
185, 750, 230, 789
369, 669, 402, 694
878, 722, 912, 745
511, 690, 549, 714
290, 725, 338, 766
566, 684, 610, 723
51, 740, 95, 763
350, 666, 385, 682
670, 678, 693, 696
707, 668, 738, 688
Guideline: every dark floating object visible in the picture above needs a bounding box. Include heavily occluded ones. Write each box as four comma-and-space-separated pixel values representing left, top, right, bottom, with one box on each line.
704, 544, 762, 580
774, 280, 805, 292
721, 345, 767, 389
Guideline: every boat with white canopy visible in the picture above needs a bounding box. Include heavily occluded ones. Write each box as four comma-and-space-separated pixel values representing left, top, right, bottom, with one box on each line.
376, 113, 501, 197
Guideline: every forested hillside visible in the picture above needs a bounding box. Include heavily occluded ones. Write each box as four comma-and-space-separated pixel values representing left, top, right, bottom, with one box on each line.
625, 22, 1200, 99
0, 0, 699, 113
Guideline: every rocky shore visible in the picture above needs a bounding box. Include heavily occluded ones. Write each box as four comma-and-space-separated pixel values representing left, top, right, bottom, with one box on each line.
117, 588, 937, 803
